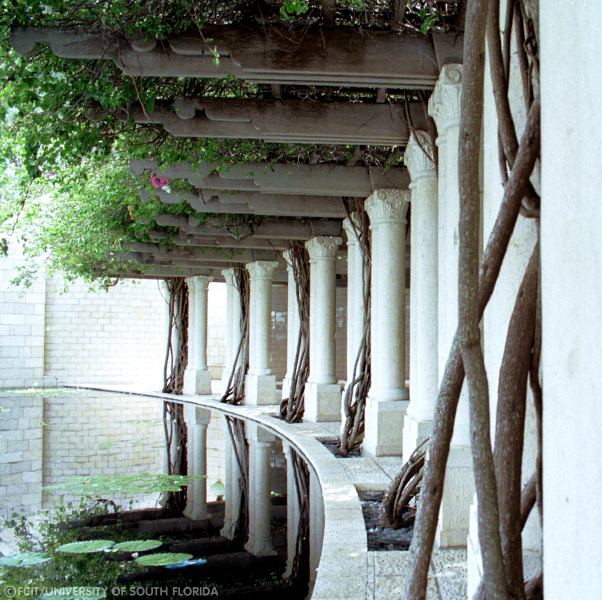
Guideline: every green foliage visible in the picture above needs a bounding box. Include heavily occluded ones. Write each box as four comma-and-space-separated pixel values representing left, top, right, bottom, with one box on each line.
112, 540, 163, 553
134, 552, 193, 567
56, 540, 115, 554
0, 552, 52, 567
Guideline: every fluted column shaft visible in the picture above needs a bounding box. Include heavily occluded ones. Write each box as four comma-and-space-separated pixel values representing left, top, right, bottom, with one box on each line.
304, 236, 343, 422
183, 405, 211, 521
363, 190, 409, 456
429, 63, 474, 548
403, 131, 439, 459
184, 276, 213, 394
245, 261, 278, 405
245, 423, 276, 557
282, 250, 301, 399
221, 268, 235, 389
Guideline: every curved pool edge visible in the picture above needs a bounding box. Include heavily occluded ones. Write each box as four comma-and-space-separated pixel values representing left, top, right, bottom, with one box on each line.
66, 385, 368, 600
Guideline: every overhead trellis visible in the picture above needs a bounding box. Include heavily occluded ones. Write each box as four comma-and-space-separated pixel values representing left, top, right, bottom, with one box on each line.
221, 267, 250, 405
280, 241, 311, 423
339, 199, 371, 454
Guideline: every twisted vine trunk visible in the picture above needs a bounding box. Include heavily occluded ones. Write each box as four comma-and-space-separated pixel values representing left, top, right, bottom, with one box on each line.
221, 267, 250, 405
405, 94, 540, 600
160, 277, 189, 512
340, 201, 371, 454
280, 242, 310, 423
225, 416, 249, 542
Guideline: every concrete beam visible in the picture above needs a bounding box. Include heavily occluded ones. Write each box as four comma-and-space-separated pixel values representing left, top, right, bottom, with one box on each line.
123, 98, 428, 146
154, 214, 343, 239
132, 160, 409, 197
12, 26, 463, 89
140, 188, 347, 218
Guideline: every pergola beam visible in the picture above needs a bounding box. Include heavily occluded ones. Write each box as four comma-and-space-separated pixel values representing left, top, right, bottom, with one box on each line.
140, 188, 347, 218
132, 160, 409, 197
12, 26, 462, 89
122, 98, 427, 146
154, 214, 343, 239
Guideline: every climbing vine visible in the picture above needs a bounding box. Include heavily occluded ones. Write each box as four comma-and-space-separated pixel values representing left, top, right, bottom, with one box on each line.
280, 242, 311, 423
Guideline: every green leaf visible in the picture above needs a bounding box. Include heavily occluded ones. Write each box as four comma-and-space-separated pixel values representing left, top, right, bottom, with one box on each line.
56, 540, 115, 554
0, 551, 52, 567
112, 540, 163, 553
134, 552, 193, 567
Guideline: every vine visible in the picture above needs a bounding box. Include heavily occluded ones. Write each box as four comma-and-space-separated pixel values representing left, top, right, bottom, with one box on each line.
339, 200, 371, 454
280, 242, 310, 423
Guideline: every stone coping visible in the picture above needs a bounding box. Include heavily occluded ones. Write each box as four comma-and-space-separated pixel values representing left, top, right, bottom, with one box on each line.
66, 384, 368, 600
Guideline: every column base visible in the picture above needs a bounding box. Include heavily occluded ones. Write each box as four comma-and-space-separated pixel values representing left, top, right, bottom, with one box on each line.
244, 373, 277, 406
402, 413, 433, 462
244, 538, 277, 558
183, 506, 210, 522
304, 382, 342, 422
436, 444, 474, 548
363, 396, 409, 456
183, 368, 212, 395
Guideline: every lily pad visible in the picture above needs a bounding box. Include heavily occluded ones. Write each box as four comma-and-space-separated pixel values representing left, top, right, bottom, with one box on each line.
0, 552, 52, 567
112, 540, 162, 553
56, 540, 114, 554
165, 558, 208, 569
134, 552, 193, 567
38, 587, 106, 600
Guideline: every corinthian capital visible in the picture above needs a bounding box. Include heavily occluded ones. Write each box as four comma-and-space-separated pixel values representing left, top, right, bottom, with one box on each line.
305, 236, 342, 260
428, 64, 463, 132
365, 189, 409, 226
404, 130, 436, 182
246, 260, 278, 279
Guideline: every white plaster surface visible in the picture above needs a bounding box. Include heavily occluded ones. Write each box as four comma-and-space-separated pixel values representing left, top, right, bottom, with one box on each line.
541, 3, 602, 598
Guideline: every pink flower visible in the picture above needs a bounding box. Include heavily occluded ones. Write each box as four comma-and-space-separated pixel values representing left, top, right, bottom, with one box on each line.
150, 174, 169, 189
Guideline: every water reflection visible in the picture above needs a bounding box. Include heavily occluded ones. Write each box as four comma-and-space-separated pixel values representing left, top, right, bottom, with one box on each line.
0, 389, 165, 518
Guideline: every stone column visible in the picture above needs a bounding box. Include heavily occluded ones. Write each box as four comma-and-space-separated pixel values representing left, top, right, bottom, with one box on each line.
282, 440, 301, 577
245, 261, 278, 405
342, 214, 366, 397
282, 250, 301, 400
184, 276, 213, 395
183, 405, 211, 521
363, 190, 409, 456
245, 423, 276, 557
429, 63, 474, 547
220, 416, 242, 540
402, 132, 439, 460
221, 268, 235, 391
304, 236, 343, 422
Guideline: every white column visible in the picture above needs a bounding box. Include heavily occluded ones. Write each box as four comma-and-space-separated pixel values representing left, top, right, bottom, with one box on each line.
245, 422, 276, 556
428, 64, 474, 547
183, 405, 211, 521
304, 236, 343, 422
363, 190, 409, 456
220, 416, 242, 540
342, 214, 366, 392
221, 268, 235, 391
542, 5, 602, 597
282, 250, 301, 399
402, 132, 439, 460
184, 276, 213, 395
282, 440, 301, 578
245, 261, 278, 405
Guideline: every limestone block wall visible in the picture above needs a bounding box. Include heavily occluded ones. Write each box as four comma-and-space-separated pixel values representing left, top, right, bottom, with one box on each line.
0, 393, 44, 517
0, 250, 46, 389
42, 390, 165, 509
43, 276, 165, 387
